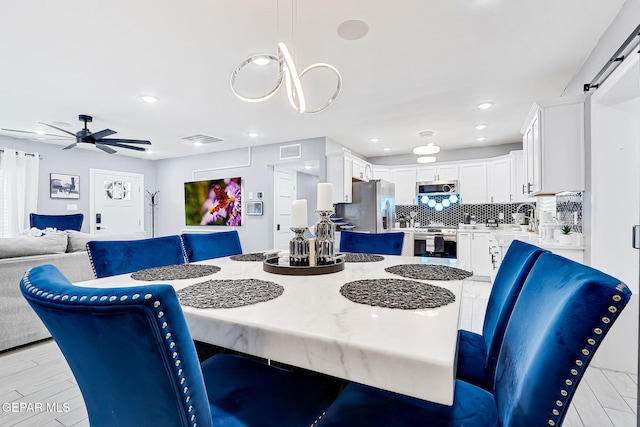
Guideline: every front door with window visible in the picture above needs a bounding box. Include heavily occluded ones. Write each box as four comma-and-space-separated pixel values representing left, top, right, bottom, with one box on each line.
90, 169, 144, 235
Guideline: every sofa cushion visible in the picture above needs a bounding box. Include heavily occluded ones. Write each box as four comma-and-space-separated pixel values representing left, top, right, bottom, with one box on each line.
66, 230, 147, 252
0, 232, 68, 259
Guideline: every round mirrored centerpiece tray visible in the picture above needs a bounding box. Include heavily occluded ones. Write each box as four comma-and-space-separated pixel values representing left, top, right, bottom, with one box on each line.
263, 256, 345, 275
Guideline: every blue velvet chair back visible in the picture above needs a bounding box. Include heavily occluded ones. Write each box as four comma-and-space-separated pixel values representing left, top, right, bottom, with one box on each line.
494, 253, 631, 427
180, 231, 242, 262
87, 235, 186, 278
20, 264, 213, 427
481, 240, 547, 389
339, 231, 404, 255
30, 213, 84, 231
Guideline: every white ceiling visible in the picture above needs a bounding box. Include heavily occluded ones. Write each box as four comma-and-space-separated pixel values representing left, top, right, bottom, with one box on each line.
0, 0, 626, 160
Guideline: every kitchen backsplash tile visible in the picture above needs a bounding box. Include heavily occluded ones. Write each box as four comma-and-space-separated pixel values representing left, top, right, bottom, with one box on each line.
396, 202, 534, 227
555, 192, 583, 233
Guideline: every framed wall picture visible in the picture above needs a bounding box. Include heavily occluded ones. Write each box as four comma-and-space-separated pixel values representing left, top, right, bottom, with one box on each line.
246, 201, 263, 216
184, 177, 242, 226
50, 173, 80, 199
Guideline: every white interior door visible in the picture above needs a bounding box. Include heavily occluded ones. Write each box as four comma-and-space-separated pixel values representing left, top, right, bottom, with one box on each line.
273, 167, 297, 249
90, 169, 144, 235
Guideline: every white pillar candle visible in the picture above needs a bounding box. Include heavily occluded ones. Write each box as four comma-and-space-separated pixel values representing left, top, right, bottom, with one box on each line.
317, 183, 333, 211
290, 199, 308, 229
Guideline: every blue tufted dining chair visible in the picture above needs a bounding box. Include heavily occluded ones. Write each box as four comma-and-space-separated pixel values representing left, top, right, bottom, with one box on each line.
339, 230, 404, 255
20, 264, 338, 427
87, 235, 186, 278
315, 252, 632, 427
30, 213, 84, 231
180, 231, 243, 263
457, 240, 547, 391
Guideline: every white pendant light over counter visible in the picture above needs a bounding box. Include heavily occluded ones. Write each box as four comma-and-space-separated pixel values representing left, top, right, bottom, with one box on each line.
413, 143, 440, 155
416, 156, 437, 164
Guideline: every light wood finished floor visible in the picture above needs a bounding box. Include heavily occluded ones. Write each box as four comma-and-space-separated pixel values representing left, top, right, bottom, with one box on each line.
1, 280, 636, 426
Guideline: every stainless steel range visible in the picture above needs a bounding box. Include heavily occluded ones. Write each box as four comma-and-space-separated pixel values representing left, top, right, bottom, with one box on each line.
413, 225, 457, 258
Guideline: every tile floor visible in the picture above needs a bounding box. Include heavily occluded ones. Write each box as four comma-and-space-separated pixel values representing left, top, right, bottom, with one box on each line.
0, 279, 636, 426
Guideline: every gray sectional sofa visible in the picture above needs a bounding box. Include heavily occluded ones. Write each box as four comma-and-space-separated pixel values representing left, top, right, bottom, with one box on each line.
0, 230, 144, 351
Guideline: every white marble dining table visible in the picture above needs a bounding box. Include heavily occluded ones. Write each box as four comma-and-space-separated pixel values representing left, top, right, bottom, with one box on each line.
74, 255, 465, 405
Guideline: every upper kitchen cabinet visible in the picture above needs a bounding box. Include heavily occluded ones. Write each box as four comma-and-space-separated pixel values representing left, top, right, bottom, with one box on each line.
510, 150, 535, 202
372, 167, 393, 183
459, 162, 488, 204
487, 156, 511, 203
393, 167, 418, 205
352, 157, 373, 182
416, 164, 459, 182
520, 95, 585, 195
326, 153, 353, 203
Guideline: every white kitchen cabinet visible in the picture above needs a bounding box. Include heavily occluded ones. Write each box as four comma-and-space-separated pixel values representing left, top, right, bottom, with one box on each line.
352, 157, 372, 182
458, 162, 488, 204
373, 167, 393, 182
416, 164, 459, 182
520, 95, 585, 195
326, 153, 353, 203
456, 231, 492, 277
510, 150, 535, 202
393, 167, 417, 205
487, 156, 512, 203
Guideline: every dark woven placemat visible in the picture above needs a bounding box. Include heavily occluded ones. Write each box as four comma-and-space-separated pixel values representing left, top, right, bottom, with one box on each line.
177, 279, 284, 309
384, 264, 473, 281
131, 264, 221, 281
229, 252, 267, 262
344, 253, 385, 263
340, 278, 455, 309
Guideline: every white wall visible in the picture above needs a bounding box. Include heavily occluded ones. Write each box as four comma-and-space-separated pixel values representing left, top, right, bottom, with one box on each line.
154, 137, 327, 253
0, 135, 157, 234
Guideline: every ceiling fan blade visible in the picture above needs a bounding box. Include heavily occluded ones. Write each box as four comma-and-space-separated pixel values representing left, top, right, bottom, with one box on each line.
100, 141, 148, 152
0, 128, 72, 138
95, 143, 117, 154
97, 138, 152, 145
39, 122, 77, 137
62, 142, 78, 150
90, 128, 117, 140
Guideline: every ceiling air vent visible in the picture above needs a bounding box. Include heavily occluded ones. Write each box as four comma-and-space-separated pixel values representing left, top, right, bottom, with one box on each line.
181, 134, 224, 144
280, 143, 301, 160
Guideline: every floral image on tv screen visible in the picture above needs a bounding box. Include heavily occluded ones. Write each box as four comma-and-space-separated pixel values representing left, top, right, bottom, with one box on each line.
184, 177, 242, 226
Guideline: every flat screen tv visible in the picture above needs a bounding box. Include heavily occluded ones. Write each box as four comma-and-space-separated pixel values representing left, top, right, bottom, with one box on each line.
184, 177, 242, 226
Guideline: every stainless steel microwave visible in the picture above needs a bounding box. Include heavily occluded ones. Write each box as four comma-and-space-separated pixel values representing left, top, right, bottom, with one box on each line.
416, 180, 458, 195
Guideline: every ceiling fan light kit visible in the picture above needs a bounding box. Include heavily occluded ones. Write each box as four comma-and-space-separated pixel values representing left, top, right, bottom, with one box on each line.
3, 114, 152, 154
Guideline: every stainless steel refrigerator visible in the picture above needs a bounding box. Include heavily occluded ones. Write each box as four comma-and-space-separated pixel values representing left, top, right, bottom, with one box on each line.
335, 180, 396, 232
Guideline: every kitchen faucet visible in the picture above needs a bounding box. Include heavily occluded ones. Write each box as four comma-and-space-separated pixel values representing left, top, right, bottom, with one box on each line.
516, 202, 537, 232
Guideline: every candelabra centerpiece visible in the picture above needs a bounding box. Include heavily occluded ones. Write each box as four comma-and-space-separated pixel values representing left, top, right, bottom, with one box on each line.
315, 210, 335, 265
289, 226, 310, 266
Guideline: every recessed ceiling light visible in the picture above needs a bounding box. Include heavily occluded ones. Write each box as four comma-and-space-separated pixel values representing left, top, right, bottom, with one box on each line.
141, 95, 159, 103
417, 156, 437, 164
476, 136, 487, 142
370, 137, 380, 143
193, 142, 203, 147
337, 20, 369, 41
304, 165, 313, 170
383, 147, 391, 151
34, 130, 46, 135
145, 150, 153, 154
477, 102, 493, 110
475, 124, 487, 130
252, 56, 271, 66
247, 132, 259, 138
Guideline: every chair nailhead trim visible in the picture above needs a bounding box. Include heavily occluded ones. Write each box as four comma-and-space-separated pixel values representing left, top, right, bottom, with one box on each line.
561, 390, 568, 396
575, 360, 583, 367
172, 352, 178, 358
556, 400, 563, 407
571, 369, 578, 376
90, 296, 98, 301
170, 342, 176, 348
62, 296, 69, 300
166, 333, 172, 339
183, 386, 188, 393
565, 379, 572, 386
133, 294, 140, 300
100, 296, 107, 301
176, 360, 181, 367
186, 396, 191, 402
613, 295, 622, 301
154, 301, 161, 308
552, 409, 559, 416
120, 295, 128, 301
145, 293, 152, 299
602, 317, 610, 323
608, 306, 617, 313
581, 349, 589, 356
189, 405, 193, 412
178, 369, 183, 375
587, 338, 596, 345
162, 322, 168, 328
158, 311, 164, 318
181, 378, 185, 384
548, 420, 555, 426
594, 328, 602, 334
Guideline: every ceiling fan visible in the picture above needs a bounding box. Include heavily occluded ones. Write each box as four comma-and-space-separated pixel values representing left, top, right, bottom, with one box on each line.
1, 114, 152, 154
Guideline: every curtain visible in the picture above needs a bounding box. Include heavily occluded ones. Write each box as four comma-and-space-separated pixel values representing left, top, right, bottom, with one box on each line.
0, 150, 39, 237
